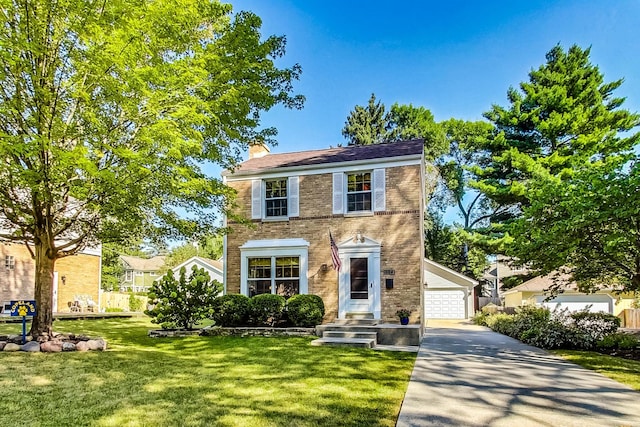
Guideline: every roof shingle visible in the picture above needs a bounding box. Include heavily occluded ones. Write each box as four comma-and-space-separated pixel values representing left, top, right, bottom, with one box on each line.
223, 139, 424, 175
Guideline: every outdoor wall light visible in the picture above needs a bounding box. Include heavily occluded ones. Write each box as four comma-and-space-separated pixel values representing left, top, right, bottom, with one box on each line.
61, 275, 67, 285
320, 263, 328, 272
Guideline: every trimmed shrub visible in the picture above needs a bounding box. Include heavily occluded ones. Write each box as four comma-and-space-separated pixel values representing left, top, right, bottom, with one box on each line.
105, 307, 124, 313
597, 333, 640, 350
286, 294, 325, 327
211, 294, 252, 327
250, 294, 286, 326
485, 313, 516, 336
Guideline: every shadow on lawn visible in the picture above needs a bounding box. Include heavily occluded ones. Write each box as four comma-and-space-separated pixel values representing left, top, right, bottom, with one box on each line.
0, 318, 414, 427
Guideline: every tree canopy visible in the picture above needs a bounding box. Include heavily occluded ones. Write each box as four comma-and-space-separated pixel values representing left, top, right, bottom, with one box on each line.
0, 0, 303, 337
512, 158, 640, 293
473, 44, 640, 293
341, 93, 387, 145
474, 44, 639, 216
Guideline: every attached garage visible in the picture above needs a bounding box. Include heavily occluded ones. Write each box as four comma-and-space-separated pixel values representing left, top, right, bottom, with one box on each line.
424, 259, 478, 320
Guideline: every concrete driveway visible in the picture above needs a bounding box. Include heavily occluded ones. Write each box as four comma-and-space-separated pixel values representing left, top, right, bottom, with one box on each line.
397, 320, 640, 427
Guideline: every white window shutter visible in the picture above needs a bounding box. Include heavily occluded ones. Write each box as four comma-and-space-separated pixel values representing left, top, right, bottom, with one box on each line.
251, 179, 262, 219
288, 176, 299, 217
332, 173, 344, 214
373, 168, 385, 212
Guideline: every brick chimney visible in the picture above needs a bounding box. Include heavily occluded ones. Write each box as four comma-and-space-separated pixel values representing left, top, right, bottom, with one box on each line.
249, 142, 270, 159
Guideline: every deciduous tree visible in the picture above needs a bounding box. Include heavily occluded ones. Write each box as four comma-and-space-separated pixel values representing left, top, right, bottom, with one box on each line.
0, 0, 303, 337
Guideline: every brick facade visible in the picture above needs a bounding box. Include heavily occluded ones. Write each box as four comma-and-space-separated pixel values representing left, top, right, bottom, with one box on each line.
0, 243, 101, 313
225, 162, 424, 324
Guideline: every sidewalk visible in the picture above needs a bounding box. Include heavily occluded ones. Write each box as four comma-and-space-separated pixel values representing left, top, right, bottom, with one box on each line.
396, 320, 640, 427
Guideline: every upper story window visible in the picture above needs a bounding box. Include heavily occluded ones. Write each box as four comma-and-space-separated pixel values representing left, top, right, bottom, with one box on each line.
125, 270, 133, 281
5, 255, 15, 270
265, 179, 288, 217
333, 168, 385, 215
252, 176, 299, 220
347, 172, 372, 212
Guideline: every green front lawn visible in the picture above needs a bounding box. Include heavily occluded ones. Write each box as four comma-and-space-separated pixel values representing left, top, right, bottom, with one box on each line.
552, 350, 640, 391
0, 318, 415, 426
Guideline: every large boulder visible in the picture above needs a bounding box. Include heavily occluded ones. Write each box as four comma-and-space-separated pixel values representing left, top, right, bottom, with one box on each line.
40, 341, 63, 353
62, 342, 77, 352
75, 341, 89, 352
87, 339, 107, 351
21, 341, 41, 352
3, 343, 20, 352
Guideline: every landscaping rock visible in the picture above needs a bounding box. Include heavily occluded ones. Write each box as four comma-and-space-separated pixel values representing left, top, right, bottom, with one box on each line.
21, 341, 41, 352
41, 341, 63, 353
0, 341, 6, 351
87, 339, 107, 351
4, 343, 20, 352
62, 342, 76, 352
75, 341, 89, 352
7, 335, 22, 344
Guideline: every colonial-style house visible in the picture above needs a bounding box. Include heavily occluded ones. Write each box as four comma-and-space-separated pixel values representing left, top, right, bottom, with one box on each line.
1, 242, 101, 313
222, 140, 425, 325
119, 255, 166, 292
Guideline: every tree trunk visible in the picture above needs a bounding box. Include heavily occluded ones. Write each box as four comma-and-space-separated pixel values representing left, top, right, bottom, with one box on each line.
29, 240, 56, 338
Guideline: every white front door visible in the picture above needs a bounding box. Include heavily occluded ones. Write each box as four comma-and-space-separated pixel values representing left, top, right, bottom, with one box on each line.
337, 236, 381, 319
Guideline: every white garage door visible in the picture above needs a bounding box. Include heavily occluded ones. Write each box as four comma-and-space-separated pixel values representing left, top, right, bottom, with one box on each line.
425, 290, 466, 319
539, 294, 612, 314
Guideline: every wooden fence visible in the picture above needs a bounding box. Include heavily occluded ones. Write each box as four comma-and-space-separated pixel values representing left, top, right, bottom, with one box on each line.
619, 309, 640, 329
100, 292, 148, 312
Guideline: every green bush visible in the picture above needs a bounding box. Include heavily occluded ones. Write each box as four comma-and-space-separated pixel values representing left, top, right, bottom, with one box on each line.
128, 293, 143, 312
250, 294, 286, 326
485, 313, 516, 336
286, 294, 325, 327
145, 266, 221, 330
105, 307, 124, 313
472, 311, 489, 326
596, 333, 639, 350
211, 294, 252, 327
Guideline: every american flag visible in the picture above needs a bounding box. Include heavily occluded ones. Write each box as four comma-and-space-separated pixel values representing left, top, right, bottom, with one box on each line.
329, 232, 341, 271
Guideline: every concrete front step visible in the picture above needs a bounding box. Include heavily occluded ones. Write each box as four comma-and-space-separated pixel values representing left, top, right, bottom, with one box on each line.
323, 331, 378, 340
331, 319, 379, 326
311, 337, 376, 348
345, 312, 374, 320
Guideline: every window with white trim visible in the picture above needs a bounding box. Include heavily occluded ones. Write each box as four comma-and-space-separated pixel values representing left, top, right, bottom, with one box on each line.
347, 172, 372, 212
5, 255, 15, 270
240, 238, 309, 297
333, 168, 385, 214
125, 270, 133, 281
265, 178, 288, 217
248, 256, 300, 298
251, 176, 299, 219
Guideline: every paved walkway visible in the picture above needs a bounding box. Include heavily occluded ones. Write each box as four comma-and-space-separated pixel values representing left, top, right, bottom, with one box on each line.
397, 320, 640, 427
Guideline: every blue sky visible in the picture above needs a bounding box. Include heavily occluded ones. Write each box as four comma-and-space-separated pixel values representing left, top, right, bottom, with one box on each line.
230, 0, 640, 154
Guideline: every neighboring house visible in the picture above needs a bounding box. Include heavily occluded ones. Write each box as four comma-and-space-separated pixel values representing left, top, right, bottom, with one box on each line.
223, 140, 426, 324
120, 255, 166, 292
503, 273, 636, 315
160, 256, 224, 285
424, 258, 478, 319
483, 255, 531, 296
0, 242, 101, 313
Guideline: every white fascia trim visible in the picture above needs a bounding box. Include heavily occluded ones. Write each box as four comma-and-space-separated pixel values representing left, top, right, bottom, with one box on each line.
240, 238, 309, 250
225, 156, 422, 182
424, 258, 479, 286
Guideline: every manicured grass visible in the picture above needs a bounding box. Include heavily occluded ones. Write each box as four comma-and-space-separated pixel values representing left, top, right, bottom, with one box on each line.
552, 350, 640, 391
0, 318, 415, 426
